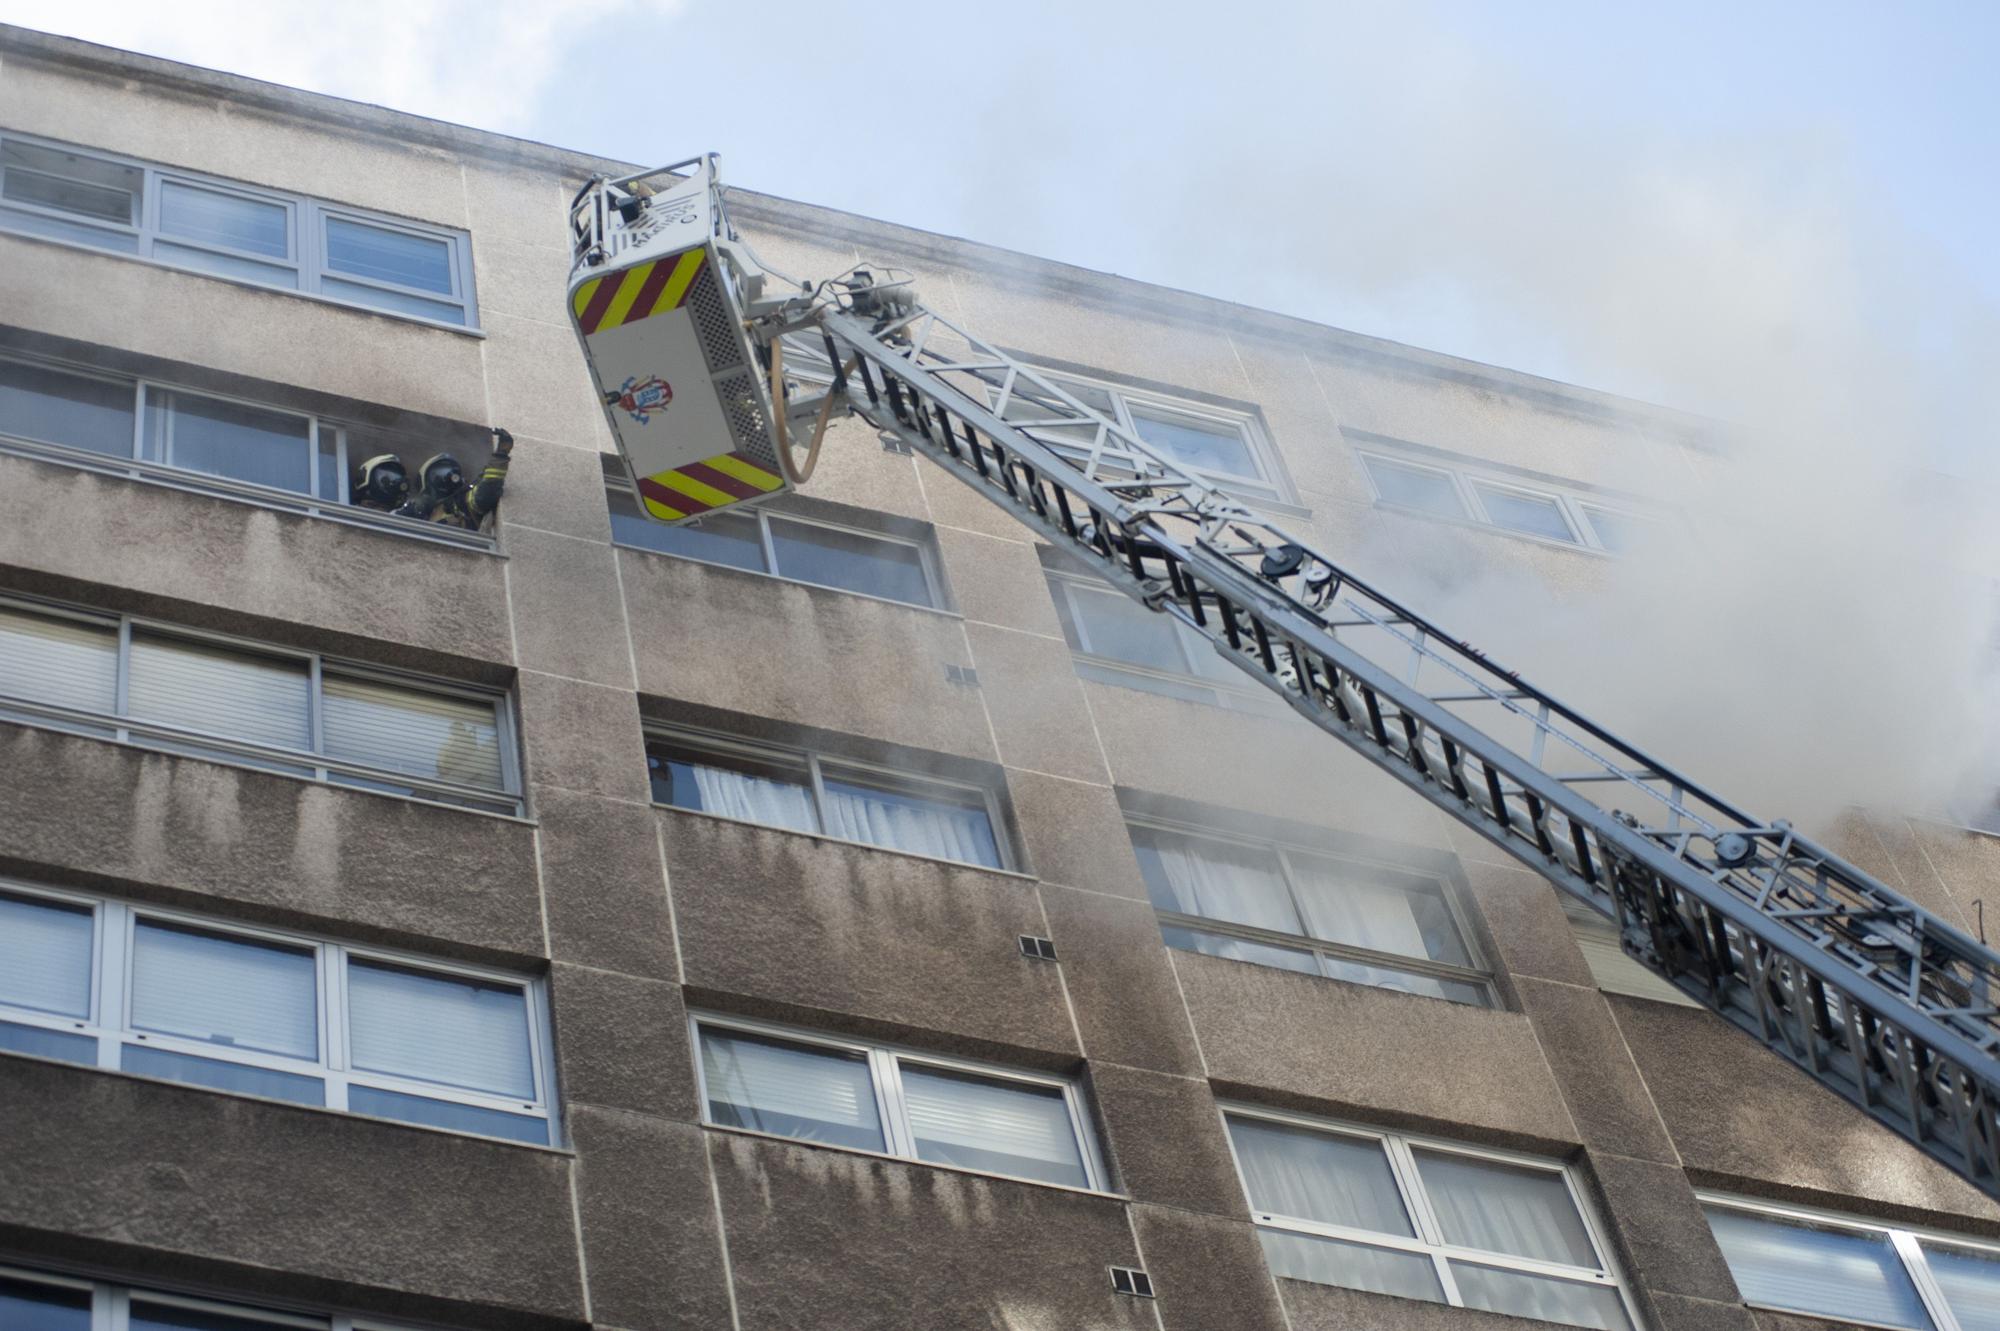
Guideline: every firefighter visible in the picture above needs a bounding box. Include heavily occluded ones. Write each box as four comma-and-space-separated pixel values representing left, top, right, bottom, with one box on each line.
397, 428, 515, 531
351, 453, 411, 512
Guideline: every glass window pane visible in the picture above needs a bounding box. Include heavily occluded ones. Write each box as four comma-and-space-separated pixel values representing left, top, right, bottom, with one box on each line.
649, 743, 818, 834
1582, 506, 1648, 554
1706, 1206, 1933, 1329
152, 241, 299, 290
700, 1027, 886, 1152
1160, 923, 1319, 977
1130, 826, 1300, 935
768, 518, 934, 607
132, 1298, 312, 1331
900, 1063, 1088, 1188
611, 490, 767, 571
1449, 1263, 1633, 1331
1131, 408, 1258, 478
0, 1274, 91, 1330
121, 1043, 324, 1106
0, 1018, 97, 1064
0, 891, 93, 1017
0, 606, 117, 714
159, 181, 288, 257
1364, 457, 1466, 518
1288, 856, 1471, 967
1063, 583, 1191, 672
1924, 1241, 2000, 1331
326, 216, 454, 293
1, 139, 139, 224
322, 675, 503, 790
127, 633, 311, 751
1257, 1229, 1444, 1302
144, 390, 313, 494
0, 358, 134, 455
348, 960, 535, 1099
130, 921, 318, 1059
821, 771, 1002, 868
1412, 1149, 1596, 1267
1475, 483, 1575, 542
1227, 1116, 1415, 1235
348, 1084, 549, 1144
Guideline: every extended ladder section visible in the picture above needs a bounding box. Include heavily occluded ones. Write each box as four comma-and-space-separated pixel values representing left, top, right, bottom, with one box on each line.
800, 302, 2000, 1199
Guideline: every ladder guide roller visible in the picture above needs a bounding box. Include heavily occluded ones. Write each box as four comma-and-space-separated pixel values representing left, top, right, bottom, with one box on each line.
569, 161, 2000, 1200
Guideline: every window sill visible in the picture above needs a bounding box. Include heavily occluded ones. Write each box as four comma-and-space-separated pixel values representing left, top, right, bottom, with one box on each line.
612, 540, 962, 619
0, 1046, 568, 1153
0, 433, 504, 554
0, 226, 487, 337
702, 1122, 1123, 1201
656, 802, 1032, 881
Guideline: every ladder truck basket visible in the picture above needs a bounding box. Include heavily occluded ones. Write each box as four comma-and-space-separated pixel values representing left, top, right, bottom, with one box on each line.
567, 155, 791, 524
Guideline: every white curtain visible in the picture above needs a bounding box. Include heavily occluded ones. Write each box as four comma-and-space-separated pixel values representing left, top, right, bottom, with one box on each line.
1132, 828, 1299, 934
127, 633, 311, 751
1288, 860, 1432, 960
0, 606, 117, 714
1227, 1117, 1413, 1235
0, 892, 93, 1018
130, 922, 317, 1060
821, 777, 1000, 868
1706, 1207, 1931, 1330
700, 1028, 884, 1151
347, 960, 534, 1100
899, 1064, 1086, 1187
1258, 1230, 1442, 1303
688, 762, 818, 833
1451, 1263, 1633, 1330
1414, 1150, 1596, 1267
1924, 1242, 2000, 1331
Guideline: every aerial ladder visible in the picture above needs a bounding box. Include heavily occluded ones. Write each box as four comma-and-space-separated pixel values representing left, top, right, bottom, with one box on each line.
568, 155, 2000, 1200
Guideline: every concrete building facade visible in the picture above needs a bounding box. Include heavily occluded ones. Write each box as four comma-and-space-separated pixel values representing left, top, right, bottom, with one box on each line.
3, 24, 2000, 1331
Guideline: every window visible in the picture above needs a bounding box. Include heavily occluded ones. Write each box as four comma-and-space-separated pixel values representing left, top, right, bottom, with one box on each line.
1046, 569, 1284, 714
0, 1261, 430, 1329
1227, 1110, 1635, 1331
694, 1014, 1106, 1190
1559, 897, 1699, 1008
1705, 1195, 2000, 1331
988, 369, 1285, 499
0, 882, 557, 1144
0, 595, 520, 814
609, 485, 946, 609
1131, 820, 1492, 1006
1356, 448, 1656, 554
0, 353, 490, 545
648, 731, 1008, 870
0, 131, 478, 328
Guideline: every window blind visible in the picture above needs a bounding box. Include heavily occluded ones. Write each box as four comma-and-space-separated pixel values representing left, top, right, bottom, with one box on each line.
322, 675, 503, 790
898, 1064, 1087, 1187
700, 1029, 885, 1152
347, 960, 534, 1100
1705, 1206, 1932, 1330
1923, 1242, 2000, 1331
127, 633, 310, 751
130, 921, 317, 1060
0, 891, 93, 1017
0, 606, 117, 714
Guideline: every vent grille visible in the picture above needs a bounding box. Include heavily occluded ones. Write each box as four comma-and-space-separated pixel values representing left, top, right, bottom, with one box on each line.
1110, 1268, 1153, 1298
1019, 935, 1057, 961
686, 259, 746, 374
715, 370, 778, 469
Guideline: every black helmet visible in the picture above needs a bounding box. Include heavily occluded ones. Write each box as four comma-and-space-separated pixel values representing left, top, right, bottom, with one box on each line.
355, 453, 408, 505
417, 452, 465, 497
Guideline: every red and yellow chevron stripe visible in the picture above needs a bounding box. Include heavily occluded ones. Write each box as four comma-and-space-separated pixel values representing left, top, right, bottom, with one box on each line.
634, 450, 783, 520
572, 249, 707, 336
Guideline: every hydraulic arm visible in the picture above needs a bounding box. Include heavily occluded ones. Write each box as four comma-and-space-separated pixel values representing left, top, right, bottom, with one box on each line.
570, 159, 2000, 1200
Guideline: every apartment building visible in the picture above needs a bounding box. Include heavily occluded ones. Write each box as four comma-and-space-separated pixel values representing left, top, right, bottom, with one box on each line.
4, 23, 2000, 1331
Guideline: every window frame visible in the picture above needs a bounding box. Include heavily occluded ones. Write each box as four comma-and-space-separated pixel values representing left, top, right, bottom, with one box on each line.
0, 130, 480, 331
1131, 813, 1495, 1006
0, 1258, 431, 1329
985, 366, 1288, 501
1702, 1192, 2000, 1331
648, 726, 1015, 872
1224, 1104, 1638, 1327
0, 879, 560, 1146
0, 592, 523, 815
691, 1011, 1109, 1192
608, 480, 950, 612
0, 350, 497, 549
1355, 449, 1656, 555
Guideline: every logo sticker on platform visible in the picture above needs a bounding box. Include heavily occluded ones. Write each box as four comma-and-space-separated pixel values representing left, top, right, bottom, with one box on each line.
607, 375, 674, 424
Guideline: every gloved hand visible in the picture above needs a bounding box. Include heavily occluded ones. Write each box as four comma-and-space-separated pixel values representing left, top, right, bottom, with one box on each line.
491, 427, 515, 458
